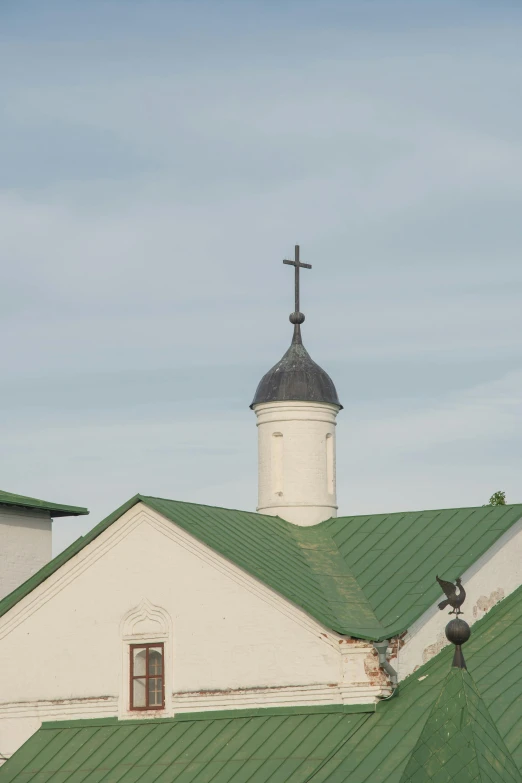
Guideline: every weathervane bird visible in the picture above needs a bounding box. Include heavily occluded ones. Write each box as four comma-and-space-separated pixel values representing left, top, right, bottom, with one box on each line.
436, 576, 466, 615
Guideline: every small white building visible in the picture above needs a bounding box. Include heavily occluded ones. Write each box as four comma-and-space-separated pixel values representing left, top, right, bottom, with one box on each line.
0, 490, 88, 602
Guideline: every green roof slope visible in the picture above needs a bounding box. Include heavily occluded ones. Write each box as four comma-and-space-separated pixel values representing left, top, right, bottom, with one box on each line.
143, 495, 386, 639
0, 489, 88, 518
325, 503, 522, 635
3, 584, 522, 783
0, 709, 369, 783
311, 581, 522, 782
0, 494, 520, 640
143, 498, 522, 638
399, 668, 521, 782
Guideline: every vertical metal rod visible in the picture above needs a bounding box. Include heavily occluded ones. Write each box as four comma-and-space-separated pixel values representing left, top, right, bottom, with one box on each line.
295, 245, 300, 312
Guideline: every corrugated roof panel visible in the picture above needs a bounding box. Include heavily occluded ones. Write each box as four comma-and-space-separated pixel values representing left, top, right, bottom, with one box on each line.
0, 712, 368, 783
327, 504, 522, 635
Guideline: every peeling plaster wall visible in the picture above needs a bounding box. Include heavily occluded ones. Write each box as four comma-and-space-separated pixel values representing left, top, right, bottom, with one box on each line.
393, 516, 522, 679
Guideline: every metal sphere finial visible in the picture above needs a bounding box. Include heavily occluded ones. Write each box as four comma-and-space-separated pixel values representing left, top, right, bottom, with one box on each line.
289, 312, 305, 325
445, 618, 471, 646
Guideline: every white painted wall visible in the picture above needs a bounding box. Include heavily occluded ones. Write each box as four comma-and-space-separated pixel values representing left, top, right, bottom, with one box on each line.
0, 507, 52, 600
0, 502, 386, 761
392, 514, 522, 680
253, 401, 340, 525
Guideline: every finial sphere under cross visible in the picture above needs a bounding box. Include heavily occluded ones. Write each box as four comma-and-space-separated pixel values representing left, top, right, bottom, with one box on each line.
283, 244, 312, 321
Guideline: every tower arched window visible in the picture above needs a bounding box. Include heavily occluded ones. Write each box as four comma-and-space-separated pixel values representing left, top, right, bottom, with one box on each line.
326, 433, 334, 495
272, 432, 284, 496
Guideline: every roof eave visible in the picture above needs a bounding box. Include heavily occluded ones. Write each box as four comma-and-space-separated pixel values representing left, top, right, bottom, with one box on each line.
0, 499, 89, 518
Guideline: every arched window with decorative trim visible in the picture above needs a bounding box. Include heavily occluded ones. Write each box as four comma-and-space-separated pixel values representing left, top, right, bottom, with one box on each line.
130, 643, 165, 710
120, 599, 172, 717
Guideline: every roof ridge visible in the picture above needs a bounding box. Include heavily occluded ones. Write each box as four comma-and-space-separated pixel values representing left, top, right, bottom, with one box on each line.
463, 672, 522, 781
142, 496, 522, 527
334, 502, 522, 523
139, 493, 287, 520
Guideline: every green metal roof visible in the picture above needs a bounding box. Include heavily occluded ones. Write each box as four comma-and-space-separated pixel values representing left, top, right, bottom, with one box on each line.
398, 669, 521, 782
143, 495, 385, 639
0, 710, 369, 783
144, 498, 522, 639
0, 494, 520, 640
323, 503, 522, 635
3, 583, 522, 782
0, 489, 88, 518
309, 582, 522, 783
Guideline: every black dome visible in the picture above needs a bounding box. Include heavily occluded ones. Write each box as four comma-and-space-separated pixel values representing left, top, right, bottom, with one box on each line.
250, 327, 342, 409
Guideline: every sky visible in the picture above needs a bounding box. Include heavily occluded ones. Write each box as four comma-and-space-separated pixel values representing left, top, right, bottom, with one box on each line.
1, 0, 522, 555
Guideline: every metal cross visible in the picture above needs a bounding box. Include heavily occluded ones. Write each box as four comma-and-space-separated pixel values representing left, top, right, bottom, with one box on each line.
283, 245, 312, 314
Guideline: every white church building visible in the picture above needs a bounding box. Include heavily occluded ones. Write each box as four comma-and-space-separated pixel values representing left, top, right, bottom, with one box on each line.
1, 248, 521, 783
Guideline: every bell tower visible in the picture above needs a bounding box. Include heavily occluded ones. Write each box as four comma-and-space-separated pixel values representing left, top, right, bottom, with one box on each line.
251, 246, 342, 526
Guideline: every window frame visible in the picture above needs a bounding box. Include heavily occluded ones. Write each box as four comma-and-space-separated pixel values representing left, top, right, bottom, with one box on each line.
129, 642, 165, 711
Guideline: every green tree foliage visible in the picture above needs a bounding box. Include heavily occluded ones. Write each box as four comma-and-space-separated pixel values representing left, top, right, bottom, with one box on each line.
488, 490, 506, 506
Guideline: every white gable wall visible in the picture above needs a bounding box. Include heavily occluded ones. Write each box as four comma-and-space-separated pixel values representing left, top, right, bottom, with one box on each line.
0, 507, 52, 601
0, 503, 387, 761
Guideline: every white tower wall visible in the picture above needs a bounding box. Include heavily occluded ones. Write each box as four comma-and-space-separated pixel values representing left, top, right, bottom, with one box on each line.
0, 506, 52, 600
254, 400, 340, 526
